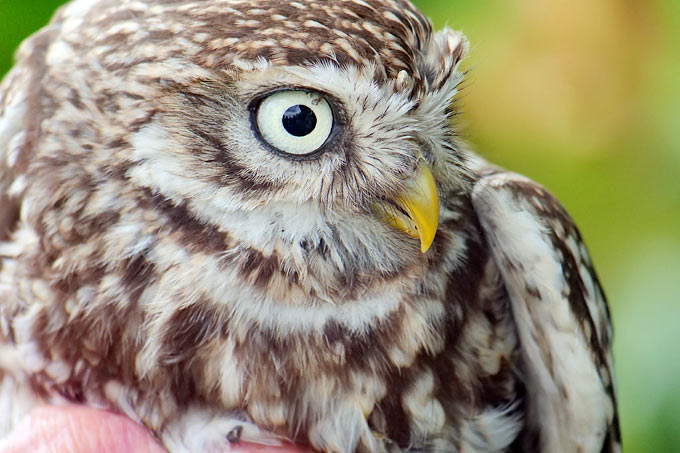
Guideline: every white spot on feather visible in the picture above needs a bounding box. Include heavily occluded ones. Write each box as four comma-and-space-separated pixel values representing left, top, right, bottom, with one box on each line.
458, 404, 522, 452
402, 369, 446, 438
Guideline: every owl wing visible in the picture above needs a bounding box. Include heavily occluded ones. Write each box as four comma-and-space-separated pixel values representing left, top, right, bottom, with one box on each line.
470, 169, 621, 453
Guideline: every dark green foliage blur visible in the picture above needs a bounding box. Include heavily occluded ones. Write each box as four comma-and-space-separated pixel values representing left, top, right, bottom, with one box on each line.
2, 1, 679, 451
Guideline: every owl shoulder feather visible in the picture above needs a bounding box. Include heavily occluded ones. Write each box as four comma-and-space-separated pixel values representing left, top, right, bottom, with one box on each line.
469, 166, 621, 453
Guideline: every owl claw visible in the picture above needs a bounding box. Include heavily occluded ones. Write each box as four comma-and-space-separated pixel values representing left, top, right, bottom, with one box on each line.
160, 407, 282, 452
226, 425, 243, 443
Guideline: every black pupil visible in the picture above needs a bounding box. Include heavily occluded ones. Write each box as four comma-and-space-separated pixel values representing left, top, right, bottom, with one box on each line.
282, 104, 317, 137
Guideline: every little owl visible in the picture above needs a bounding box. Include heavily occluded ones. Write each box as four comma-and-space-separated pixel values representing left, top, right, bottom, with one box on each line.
0, 0, 620, 452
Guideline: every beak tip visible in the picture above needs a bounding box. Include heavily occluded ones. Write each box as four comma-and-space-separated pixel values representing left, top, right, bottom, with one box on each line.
419, 230, 436, 253
405, 163, 440, 254
374, 163, 440, 254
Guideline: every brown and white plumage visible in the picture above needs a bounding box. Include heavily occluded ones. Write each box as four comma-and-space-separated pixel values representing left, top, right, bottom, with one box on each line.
0, 0, 619, 451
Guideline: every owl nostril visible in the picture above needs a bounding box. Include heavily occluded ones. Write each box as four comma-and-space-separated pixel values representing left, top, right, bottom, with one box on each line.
419, 142, 434, 164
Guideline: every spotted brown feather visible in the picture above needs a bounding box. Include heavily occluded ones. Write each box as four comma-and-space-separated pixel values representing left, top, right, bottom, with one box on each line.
471, 169, 620, 452
0, 0, 617, 451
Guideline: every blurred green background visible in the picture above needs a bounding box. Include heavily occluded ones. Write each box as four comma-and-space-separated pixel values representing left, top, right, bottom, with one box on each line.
1, 0, 678, 451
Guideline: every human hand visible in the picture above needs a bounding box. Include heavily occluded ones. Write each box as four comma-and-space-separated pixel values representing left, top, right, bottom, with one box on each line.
0, 406, 312, 453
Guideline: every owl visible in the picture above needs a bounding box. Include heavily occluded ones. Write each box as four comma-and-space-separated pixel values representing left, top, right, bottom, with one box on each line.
0, 0, 620, 452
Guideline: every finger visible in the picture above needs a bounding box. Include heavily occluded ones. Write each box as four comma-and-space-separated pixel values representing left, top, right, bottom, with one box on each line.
0, 405, 167, 453
0, 405, 315, 453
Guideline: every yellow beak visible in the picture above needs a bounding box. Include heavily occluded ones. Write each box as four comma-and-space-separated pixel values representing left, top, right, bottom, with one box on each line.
373, 164, 440, 253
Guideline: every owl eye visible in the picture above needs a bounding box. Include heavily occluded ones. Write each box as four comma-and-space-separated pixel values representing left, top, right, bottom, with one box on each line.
254, 90, 334, 157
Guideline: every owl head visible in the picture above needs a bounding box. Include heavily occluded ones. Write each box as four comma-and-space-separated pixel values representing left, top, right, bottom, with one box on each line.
11, 0, 470, 301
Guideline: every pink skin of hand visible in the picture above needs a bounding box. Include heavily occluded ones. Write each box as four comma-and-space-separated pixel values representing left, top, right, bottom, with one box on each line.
0, 406, 313, 453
